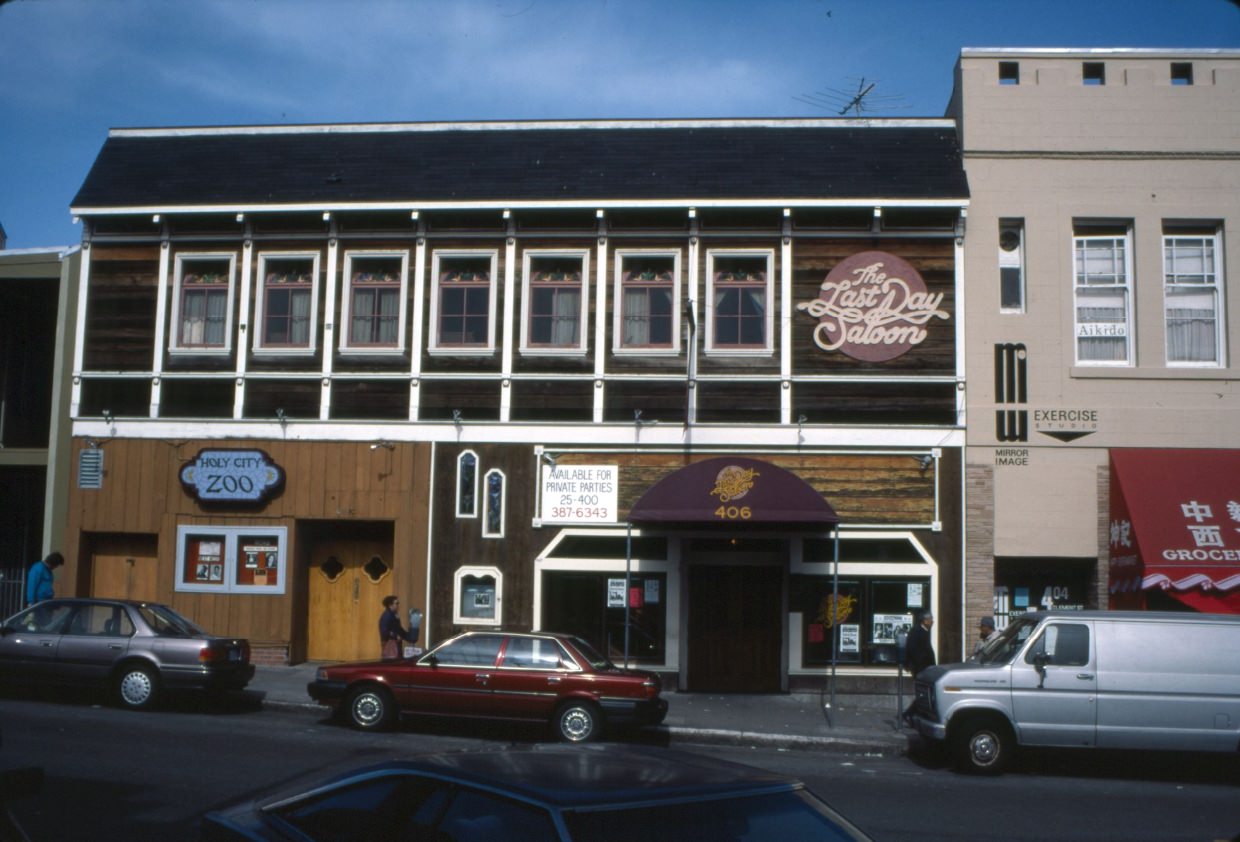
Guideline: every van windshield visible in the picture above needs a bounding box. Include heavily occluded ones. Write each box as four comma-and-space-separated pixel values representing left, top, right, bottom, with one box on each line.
976, 615, 1039, 664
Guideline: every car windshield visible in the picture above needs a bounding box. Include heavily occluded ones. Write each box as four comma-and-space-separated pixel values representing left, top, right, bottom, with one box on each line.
568, 636, 614, 670
975, 615, 1039, 665
564, 790, 864, 842
138, 604, 208, 637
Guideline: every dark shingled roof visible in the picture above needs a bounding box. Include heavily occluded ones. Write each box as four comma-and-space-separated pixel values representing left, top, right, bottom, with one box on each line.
71, 121, 968, 210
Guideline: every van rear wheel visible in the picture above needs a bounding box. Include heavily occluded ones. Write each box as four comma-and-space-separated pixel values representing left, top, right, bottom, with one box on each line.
951, 717, 1012, 775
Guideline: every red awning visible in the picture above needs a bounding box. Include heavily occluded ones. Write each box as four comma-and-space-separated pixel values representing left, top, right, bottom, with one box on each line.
1109, 449, 1240, 605
628, 456, 839, 527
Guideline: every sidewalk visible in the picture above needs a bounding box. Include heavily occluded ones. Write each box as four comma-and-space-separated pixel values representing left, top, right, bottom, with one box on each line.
248, 662, 911, 755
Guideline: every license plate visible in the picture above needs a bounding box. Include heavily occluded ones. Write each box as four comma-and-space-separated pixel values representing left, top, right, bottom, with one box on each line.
229, 649, 241, 662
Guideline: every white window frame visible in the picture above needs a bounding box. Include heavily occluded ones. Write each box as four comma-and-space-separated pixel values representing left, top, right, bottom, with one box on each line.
456, 449, 479, 518
612, 249, 682, 355
340, 250, 409, 354
253, 251, 320, 354
1073, 231, 1133, 366
482, 468, 506, 539
429, 250, 499, 355
170, 252, 237, 355
1163, 229, 1225, 368
519, 249, 590, 355
705, 249, 775, 356
453, 565, 503, 626
174, 524, 288, 594
998, 221, 1025, 314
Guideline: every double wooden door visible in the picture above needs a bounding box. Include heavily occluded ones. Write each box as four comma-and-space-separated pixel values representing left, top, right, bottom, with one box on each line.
688, 563, 783, 693
90, 534, 159, 602
307, 528, 393, 662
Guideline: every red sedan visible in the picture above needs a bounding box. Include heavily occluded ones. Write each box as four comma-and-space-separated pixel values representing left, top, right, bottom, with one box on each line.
307, 630, 668, 742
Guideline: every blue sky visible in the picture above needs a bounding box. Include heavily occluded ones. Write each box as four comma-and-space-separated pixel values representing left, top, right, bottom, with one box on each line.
1, 0, 1237, 249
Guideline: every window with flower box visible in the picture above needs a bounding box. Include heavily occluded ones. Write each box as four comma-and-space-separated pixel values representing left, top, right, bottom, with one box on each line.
521, 251, 589, 353
341, 251, 407, 352
172, 253, 236, 354
431, 251, 498, 353
614, 251, 680, 353
706, 250, 773, 354
255, 252, 319, 352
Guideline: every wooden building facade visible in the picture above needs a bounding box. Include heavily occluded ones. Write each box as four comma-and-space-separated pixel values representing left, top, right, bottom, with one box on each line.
65, 119, 969, 686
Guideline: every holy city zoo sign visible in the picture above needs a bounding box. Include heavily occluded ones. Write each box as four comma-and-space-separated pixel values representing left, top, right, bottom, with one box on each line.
795, 250, 949, 362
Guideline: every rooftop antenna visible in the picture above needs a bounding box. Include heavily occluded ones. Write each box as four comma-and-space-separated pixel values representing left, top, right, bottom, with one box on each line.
794, 77, 907, 117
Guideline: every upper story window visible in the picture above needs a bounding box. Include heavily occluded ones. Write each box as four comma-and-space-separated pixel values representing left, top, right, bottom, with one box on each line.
1073, 225, 1132, 365
483, 468, 505, 539
998, 61, 1020, 85
254, 252, 318, 353
341, 251, 407, 352
614, 251, 680, 354
521, 251, 589, 354
999, 221, 1025, 313
172, 253, 236, 354
1082, 62, 1106, 86
456, 450, 478, 518
431, 251, 497, 354
1171, 62, 1194, 86
1164, 228, 1224, 367
706, 250, 774, 355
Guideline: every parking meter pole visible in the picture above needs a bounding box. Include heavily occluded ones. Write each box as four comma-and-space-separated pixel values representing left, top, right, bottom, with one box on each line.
896, 630, 908, 718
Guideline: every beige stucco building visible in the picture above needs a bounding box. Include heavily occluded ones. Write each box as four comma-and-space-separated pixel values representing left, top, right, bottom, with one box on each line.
951, 48, 1240, 648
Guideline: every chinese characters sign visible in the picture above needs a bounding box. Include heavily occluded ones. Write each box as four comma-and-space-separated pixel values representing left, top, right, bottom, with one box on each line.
795, 251, 949, 362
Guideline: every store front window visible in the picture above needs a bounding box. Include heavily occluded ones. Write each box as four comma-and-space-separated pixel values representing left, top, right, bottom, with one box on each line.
541, 570, 667, 664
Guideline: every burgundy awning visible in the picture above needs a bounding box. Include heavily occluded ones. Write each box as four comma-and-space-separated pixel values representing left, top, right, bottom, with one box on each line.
628, 456, 839, 526
1109, 449, 1240, 612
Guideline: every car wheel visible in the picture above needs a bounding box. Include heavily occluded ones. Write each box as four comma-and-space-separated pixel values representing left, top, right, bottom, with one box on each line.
114, 665, 160, 711
555, 700, 600, 743
950, 716, 1012, 775
346, 685, 396, 731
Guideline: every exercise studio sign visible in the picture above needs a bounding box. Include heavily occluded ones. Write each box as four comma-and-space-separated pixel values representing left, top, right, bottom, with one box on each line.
796, 251, 949, 362
180, 449, 285, 504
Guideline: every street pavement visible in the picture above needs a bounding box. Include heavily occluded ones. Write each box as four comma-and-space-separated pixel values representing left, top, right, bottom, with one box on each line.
249, 661, 912, 755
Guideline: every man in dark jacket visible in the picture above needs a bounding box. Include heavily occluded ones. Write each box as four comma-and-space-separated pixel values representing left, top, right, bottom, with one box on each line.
904, 609, 936, 676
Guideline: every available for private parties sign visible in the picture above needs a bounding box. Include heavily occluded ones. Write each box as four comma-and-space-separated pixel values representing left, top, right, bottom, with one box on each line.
541, 464, 618, 524
180, 449, 285, 504
795, 250, 949, 362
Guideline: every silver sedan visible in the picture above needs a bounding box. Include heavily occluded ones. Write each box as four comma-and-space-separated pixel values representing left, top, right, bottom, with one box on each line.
0, 598, 254, 710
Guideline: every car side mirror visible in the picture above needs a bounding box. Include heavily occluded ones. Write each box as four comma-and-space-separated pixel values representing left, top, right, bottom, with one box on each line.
0, 626, 13, 638
1032, 651, 1049, 687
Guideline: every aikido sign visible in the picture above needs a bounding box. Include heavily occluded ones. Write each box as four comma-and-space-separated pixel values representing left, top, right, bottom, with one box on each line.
795, 251, 949, 362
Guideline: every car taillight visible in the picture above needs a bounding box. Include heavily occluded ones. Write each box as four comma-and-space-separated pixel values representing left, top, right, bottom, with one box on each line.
642, 678, 659, 699
199, 645, 227, 664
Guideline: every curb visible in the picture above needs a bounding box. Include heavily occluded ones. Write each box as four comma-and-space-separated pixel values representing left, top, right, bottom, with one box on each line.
262, 697, 909, 755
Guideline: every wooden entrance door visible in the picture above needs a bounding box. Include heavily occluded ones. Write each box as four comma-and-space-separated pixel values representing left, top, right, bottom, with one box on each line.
307, 529, 394, 662
688, 564, 782, 692
90, 534, 159, 602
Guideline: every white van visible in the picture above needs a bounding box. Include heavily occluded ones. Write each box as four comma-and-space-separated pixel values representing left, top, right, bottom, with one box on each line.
909, 610, 1240, 774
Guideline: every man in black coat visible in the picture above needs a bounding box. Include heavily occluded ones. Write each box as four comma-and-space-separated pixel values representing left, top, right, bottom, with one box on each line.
904, 609, 936, 676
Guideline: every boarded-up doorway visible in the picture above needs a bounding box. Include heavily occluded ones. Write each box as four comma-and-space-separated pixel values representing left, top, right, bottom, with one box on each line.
306, 521, 394, 662
89, 533, 159, 602
687, 557, 783, 693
